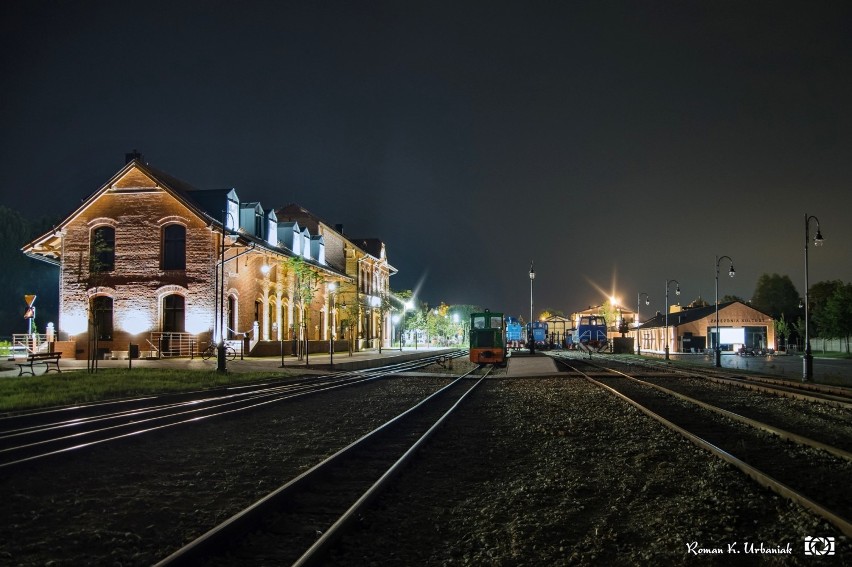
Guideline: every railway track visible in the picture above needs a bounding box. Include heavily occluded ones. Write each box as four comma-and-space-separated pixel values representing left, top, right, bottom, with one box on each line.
553, 354, 852, 538
0, 351, 465, 469
155, 364, 491, 566
564, 351, 852, 408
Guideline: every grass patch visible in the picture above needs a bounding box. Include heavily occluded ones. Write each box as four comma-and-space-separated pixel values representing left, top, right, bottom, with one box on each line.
0, 368, 297, 412
812, 351, 852, 359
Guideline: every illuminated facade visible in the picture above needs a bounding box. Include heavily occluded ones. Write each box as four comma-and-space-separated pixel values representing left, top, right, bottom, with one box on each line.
22, 157, 396, 359
631, 301, 775, 354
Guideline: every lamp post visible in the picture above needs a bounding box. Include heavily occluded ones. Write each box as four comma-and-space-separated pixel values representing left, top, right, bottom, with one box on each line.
274, 321, 286, 368
403, 300, 413, 350
328, 282, 336, 368
529, 261, 535, 354
803, 214, 824, 382
664, 279, 680, 360
636, 292, 649, 355
217, 210, 237, 374
714, 255, 735, 368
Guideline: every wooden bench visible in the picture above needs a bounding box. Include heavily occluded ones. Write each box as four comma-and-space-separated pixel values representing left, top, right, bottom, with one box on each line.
16, 352, 62, 376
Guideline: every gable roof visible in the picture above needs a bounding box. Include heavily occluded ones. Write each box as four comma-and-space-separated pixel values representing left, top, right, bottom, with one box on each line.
638, 301, 772, 329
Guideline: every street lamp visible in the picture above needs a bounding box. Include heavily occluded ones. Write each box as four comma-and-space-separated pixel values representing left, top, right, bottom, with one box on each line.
392, 314, 401, 350
217, 210, 237, 374
803, 214, 824, 382
402, 300, 413, 350
636, 292, 649, 355
714, 255, 735, 368
328, 282, 336, 368
664, 279, 681, 360
529, 261, 535, 354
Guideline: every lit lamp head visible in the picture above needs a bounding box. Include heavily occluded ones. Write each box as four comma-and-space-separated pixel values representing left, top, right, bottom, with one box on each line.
644, 297, 650, 306
675, 285, 681, 296
260, 263, 271, 275
814, 230, 824, 247
728, 264, 736, 278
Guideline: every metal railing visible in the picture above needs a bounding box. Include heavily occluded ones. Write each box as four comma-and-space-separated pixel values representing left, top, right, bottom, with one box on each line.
149, 332, 196, 358
10, 334, 50, 357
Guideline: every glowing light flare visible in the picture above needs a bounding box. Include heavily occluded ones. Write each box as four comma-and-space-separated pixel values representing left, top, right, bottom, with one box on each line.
185, 312, 210, 335
121, 310, 151, 335
64, 313, 88, 335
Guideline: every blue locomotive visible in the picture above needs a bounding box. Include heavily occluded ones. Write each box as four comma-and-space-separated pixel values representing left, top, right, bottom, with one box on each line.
529, 321, 548, 349
505, 317, 524, 350
575, 315, 608, 351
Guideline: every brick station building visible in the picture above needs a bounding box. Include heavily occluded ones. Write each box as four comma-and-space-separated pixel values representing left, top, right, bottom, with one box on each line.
22, 156, 396, 360
632, 300, 775, 354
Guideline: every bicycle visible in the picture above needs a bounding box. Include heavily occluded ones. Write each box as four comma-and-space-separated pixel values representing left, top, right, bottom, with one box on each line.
200, 342, 237, 361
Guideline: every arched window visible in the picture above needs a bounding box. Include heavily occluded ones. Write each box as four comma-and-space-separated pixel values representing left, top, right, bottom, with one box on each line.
162, 224, 186, 270
91, 296, 113, 340
162, 294, 185, 332
90, 226, 115, 272
227, 296, 236, 339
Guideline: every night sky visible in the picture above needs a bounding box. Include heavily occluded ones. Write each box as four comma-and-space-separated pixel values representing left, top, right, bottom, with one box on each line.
3, 1, 851, 320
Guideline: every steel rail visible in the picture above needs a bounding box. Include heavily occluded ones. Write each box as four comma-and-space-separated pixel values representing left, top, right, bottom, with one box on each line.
552, 351, 852, 408
580, 358, 852, 462
1, 350, 465, 439
292, 365, 490, 567
556, 358, 852, 539
0, 351, 466, 469
155, 365, 488, 567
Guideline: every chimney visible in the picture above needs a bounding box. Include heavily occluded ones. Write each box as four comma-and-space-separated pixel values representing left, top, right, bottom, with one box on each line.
334, 223, 344, 234
125, 149, 144, 164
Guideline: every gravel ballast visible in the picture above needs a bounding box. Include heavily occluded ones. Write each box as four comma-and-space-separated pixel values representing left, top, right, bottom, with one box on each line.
0, 371, 847, 565
330, 377, 846, 565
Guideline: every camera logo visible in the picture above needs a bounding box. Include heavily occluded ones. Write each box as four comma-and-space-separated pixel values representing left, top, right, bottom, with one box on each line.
804, 536, 835, 556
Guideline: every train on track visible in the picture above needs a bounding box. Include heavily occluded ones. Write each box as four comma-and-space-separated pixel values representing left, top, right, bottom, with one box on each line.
505, 317, 524, 350
469, 310, 507, 364
529, 321, 548, 349
574, 314, 608, 351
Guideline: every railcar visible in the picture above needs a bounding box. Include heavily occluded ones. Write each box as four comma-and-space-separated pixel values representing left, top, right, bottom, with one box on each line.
469, 310, 507, 364
529, 321, 548, 349
505, 317, 524, 350
575, 315, 608, 351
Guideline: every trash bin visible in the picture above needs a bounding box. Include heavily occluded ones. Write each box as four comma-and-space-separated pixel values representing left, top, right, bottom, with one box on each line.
129, 344, 139, 359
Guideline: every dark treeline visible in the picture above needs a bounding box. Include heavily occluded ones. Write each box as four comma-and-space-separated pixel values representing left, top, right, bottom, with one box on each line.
0, 207, 60, 337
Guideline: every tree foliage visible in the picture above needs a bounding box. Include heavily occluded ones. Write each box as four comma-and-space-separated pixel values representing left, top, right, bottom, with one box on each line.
750, 273, 801, 322
809, 280, 844, 339
0, 207, 60, 334
818, 283, 852, 350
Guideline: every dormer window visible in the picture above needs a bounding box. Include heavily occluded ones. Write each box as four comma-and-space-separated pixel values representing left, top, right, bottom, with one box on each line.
226, 198, 239, 231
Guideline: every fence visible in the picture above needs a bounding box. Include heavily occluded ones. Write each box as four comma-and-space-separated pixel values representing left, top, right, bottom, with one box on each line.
810, 337, 851, 353
9, 334, 50, 357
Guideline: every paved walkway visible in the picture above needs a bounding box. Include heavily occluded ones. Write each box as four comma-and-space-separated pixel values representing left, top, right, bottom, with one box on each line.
0, 347, 454, 378
506, 353, 558, 377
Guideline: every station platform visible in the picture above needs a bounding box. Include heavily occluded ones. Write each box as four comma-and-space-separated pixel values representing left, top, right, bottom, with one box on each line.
506, 353, 559, 377
0, 347, 459, 378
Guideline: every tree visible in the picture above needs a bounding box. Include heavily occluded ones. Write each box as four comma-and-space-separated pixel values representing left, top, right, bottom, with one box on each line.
809, 280, 844, 339
774, 313, 790, 351
3, 207, 60, 335
751, 273, 801, 323
286, 256, 321, 362
820, 283, 852, 353
598, 300, 619, 329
